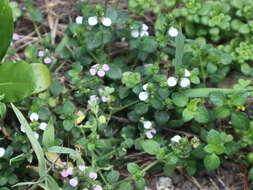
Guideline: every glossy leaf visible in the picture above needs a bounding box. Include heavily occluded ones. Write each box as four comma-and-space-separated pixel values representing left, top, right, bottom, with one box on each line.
31, 63, 51, 93
0, 0, 14, 61
0, 61, 35, 102
0, 62, 51, 102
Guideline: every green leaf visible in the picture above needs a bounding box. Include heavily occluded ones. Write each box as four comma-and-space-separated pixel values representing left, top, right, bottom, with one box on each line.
154, 111, 170, 125
194, 105, 209, 123
184, 88, 246, 98
248, 167, 253, 181
47, 146, 77, 155
175, 31, 185, 73
11, 104, 47, 177
206, 129, 221, 144
134, 103, 149, 115
119, 181, 133, 190
106, 64, 122, 80
0, 61, 35, 102
141, 140, 160, 155
127, 163, 140, 174
135, 178, 145, 190
209, 91, 225, 106
172, 92, 188, 107
0, 0, 14, 61
231, 112, 249, 130
213, 106, 231, 119
44, 175, 61, 190
183, 108, 194, 122
106, 170, 120, 184
163, 164, 176, 176
0, 62, 51, 102
42, 118, 55, 148
31, 63, 51, 93
204, 154, 220, 171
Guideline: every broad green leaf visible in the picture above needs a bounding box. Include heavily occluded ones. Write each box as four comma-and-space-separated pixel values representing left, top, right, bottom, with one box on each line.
231, 112, 249, 130
209, 91, 226, 106
248, 167, 253, 181
0, 0, 14, 61
206, 129, 221, 144
0, 61, 35, 102
172, 92, 188, 107
141, 140, 160, 155
11, 104, 47, 177
204, 154, 220, 171
42, 118, 55, 148
194, 105, 209, 123
31, 63, 51, 93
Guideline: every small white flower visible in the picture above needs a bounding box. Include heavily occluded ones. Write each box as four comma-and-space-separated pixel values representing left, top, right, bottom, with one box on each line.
143, 121, 152, 129
0, 148, 5, 157
184, 69, 191, 77
167, 77, 178, 87
168, 27, 178, 37
20, 125, 26, 133
131, 30, 139, 38
39, 122, 47, 131
171, 135, 181, 143
143, 83, 148, 91
101, 17, 112, 27
140, 30, 149, 37
139, 91, 149, 101
34, 132, 39, 140
142, 24, 149, 31
180, 78, 190, 88
88, 16, 98, 26
30, 113, 39, 122
75, 16, 83, 24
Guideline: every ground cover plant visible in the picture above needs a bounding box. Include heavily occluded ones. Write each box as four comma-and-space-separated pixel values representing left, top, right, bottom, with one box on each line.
1, 0, 253, 189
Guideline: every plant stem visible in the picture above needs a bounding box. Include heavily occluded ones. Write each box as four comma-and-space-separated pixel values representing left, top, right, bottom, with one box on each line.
142, 160, 159, 173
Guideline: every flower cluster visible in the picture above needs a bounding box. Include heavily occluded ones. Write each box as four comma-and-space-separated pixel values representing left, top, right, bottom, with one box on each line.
139, 83, 149, 101
131, 23, 149, 38
60, 164, 102, 189
75, 16, 112, 27
37, 50, 54, 64
142, 120, 157, 139
89, 64, 110, 77
0, 147, 5, 158
167, 69, 191, 88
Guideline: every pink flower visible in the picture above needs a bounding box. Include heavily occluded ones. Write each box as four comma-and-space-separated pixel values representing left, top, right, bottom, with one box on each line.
66, 167, 73, 175
101, 96, 109, 102
94, 185, 103, 190
62, 162, 67, 166
38, 50, 45, 57
151, 128, 157, 134
97, 70, 105, 77
146, 131, 153, 139
89, 172, 98, 179
60, 170, 69, 178
12, 33, 20, 41
78, 165, 86, 171
69, 177, 78, 187
102, 64, 110, 72
90, 68, 97, 76
44, 57, 52, 64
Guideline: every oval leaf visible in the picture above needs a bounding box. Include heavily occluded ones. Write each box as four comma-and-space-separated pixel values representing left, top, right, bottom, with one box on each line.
0, 0, 14, 61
